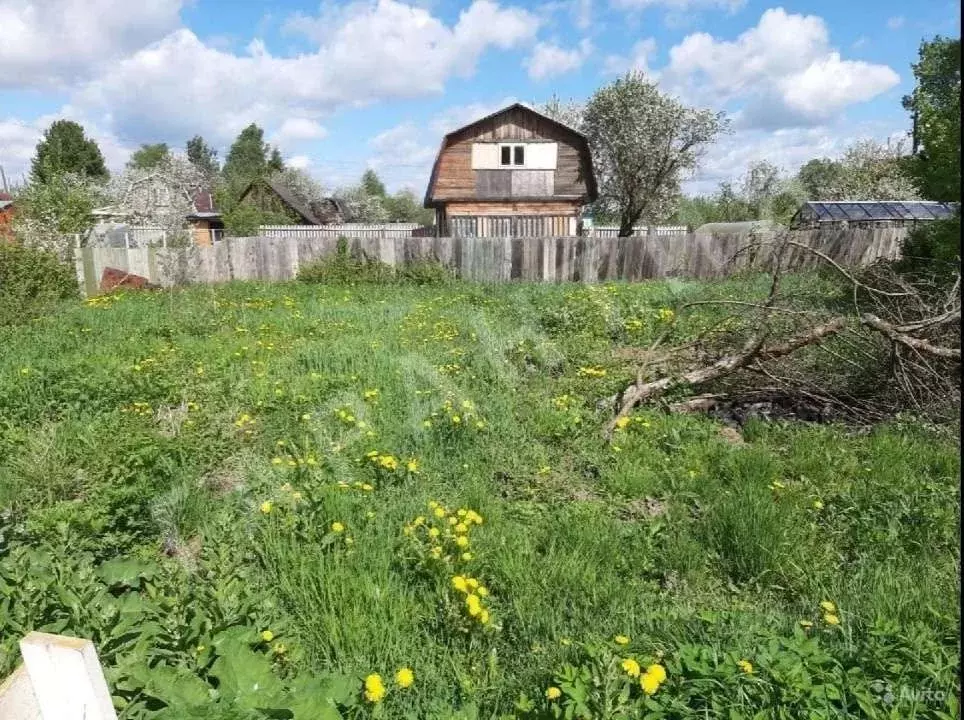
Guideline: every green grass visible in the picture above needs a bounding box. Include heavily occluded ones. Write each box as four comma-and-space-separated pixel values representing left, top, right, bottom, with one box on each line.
0, 277, 959, 719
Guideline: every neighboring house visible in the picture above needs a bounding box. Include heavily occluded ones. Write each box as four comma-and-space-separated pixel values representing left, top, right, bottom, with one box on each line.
309, 196, 348, 224
0, 192, 14, 242
237, 178, 322, 225
93, 173, 223, 246
423, 103, 597, 238
185, 188, 224, 246
789, 201, 959, 229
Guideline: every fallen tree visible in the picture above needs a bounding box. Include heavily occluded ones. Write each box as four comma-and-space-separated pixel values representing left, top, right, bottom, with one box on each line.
604, 235, 961, 437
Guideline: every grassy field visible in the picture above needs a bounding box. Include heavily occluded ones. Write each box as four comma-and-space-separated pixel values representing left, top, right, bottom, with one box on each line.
0, 277, 959, 719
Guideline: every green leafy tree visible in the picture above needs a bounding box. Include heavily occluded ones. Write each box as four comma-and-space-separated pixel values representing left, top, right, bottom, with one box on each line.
30, 120, 109, 184
581, 72, 728, 235
900, 36, 961, 270
797, 158, 845, 199
361, 169, 387, 198
384, 189, 435, 224
186, 136, 220, 179
902, 36, 960, 201
127, 143, 170, 170
222, 124, 284, 192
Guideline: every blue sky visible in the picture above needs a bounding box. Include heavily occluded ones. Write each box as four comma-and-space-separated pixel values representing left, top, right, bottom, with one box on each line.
0, 0, 958, 195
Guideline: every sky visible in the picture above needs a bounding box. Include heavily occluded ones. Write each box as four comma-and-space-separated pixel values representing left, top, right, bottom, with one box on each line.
0, 0, 959, 197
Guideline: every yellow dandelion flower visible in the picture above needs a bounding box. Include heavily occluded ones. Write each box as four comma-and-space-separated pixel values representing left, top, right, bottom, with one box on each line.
820, 600, 836, 613
331, 522, 345, 533
640, 672, 661, 695
428, 527, 440, 539
455, 536, 469, 548
451, 575, 468, 592
621, 658, 641, 677
451, 415, 461, 424
614, 635, 630, 645
545, 686, 562, 701
395, 667, 414, 689
454, 523, 469, 534
461, 552, 473, 561
476, 585, 488, 597
646, 664, 667, 684
261, 630, 274, 643
363, 673, 385, 703
799, 619, 814, 629
737, 659, 753, 674
407, 458, 419, 472
465, 578, 479, 590
260, 501, 273, 514
823, 613, 840, 626
479, 609, 490, 624
614, 416, 631, 430
433, 507, 446, 518
465, 594, 482, 616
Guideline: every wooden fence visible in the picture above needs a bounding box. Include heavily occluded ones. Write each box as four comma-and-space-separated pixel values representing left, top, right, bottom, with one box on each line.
74, 227, 907, 295
447, 215, 577, 238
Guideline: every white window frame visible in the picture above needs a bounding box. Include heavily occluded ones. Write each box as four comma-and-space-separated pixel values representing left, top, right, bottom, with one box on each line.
499, 144, 526, 167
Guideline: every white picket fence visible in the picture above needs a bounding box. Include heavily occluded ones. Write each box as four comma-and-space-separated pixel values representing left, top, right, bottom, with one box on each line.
589, 225, 690, 237
260, 223, 425, 239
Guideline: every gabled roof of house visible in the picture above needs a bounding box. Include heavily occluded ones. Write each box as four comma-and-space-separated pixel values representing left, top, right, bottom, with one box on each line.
423, 102, 598, 208
239, 177, 323, 224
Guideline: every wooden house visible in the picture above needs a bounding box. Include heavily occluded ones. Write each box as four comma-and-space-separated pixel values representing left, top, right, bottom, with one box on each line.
237, 178, 323, 225
423, 103, 597, 237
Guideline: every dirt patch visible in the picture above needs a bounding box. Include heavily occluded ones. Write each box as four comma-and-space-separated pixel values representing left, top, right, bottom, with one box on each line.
622, 496, 668, 520
203, 457, 246, 495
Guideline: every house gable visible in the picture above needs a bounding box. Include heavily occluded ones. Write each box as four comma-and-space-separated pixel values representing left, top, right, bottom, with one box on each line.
423, 103, 597, 209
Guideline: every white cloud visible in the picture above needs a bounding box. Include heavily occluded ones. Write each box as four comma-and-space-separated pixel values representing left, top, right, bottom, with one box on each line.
286, 155, 313, 170
524, 38, 593, 80
662, 8, 899, 127
886, 16, 905, 30
602, 37, 657, 75
0, 0, 184, 88
610, 0, 744, 12
573, 0, 593, 29
72, 0, 540, 145
274, 118, 329, 143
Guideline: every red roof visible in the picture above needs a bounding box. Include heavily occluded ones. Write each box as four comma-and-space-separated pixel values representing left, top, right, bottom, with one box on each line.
191, 189, 215, 213
0, 192, 12, 202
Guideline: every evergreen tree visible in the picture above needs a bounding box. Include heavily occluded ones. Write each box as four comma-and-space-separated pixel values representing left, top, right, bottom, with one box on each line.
361, 168, 387, 198
223, 124, 285, 190
186, 136, 220, 178
30, 120, 109, 184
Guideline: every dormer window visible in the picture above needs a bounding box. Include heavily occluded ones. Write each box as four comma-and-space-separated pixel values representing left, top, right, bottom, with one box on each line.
500, 144, 525, 167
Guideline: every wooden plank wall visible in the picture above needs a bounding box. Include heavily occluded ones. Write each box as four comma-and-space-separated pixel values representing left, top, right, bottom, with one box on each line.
74, 227, 908, 293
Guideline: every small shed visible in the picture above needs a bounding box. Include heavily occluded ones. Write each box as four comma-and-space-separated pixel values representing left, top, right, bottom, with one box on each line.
790, 201, 958, 229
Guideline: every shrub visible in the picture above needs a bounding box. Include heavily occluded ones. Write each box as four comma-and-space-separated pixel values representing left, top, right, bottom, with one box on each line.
898, 213, 961, 276
298, 237, 452, 285
0, 243, 78, 326
396, 258, 454, 285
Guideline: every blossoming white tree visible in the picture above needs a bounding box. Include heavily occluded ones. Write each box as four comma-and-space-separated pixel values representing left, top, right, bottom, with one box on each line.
544, 73, 728, 235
